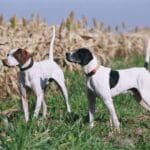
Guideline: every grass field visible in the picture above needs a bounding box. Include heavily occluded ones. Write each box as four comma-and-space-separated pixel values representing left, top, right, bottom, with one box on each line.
0, 55, 150, 150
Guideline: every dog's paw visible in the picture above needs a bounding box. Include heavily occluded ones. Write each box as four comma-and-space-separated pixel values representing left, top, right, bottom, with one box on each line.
89, 122, 94, 128
109, 127, 121, 135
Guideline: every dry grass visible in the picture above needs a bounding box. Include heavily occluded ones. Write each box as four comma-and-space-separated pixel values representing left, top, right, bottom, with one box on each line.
0, 12, 149, 98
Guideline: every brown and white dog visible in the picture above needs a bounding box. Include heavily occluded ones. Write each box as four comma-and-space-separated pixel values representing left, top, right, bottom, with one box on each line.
2, 26, 71, 122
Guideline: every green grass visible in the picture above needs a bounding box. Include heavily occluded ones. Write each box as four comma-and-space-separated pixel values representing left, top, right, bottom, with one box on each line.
0, 55, 150, 150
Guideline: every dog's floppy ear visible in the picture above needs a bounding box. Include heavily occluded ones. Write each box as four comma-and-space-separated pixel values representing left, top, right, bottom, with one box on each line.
22, 49, 32, 63
78, 48, 93, 65
82, 52, 93, 65
13, 48, 32, 65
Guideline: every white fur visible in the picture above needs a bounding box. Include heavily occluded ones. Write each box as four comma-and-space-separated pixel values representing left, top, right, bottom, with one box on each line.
84, 55, 98, 74
6, 48, 19, 66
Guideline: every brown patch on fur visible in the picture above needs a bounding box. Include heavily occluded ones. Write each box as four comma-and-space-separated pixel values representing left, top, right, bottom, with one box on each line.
13, 48, 31, 65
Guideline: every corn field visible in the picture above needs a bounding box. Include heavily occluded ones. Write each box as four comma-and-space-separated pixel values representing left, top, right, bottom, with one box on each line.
0, 12, 149, 98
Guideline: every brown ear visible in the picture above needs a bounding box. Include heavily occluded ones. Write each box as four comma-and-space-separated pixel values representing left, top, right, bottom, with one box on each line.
22, 49, 31, 63
13, 48, 31, 65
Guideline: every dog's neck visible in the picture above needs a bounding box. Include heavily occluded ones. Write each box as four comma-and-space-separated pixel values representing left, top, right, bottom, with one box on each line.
19, 58, 34, 71
83, 55, 99, 77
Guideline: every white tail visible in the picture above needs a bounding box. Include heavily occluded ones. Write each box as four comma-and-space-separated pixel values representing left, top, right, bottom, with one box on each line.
144, 38, 150, 69
49, 26, 55, 60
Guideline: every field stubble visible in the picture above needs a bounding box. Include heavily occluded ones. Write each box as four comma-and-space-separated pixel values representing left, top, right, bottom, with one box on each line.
0, 12, 150, 98
0, 13, 150, 149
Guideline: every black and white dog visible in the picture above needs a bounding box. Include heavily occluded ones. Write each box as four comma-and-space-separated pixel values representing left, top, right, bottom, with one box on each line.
66, 48, 150, 131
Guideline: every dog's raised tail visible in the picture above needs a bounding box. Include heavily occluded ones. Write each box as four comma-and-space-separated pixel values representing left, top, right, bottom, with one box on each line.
49, 25, 55, 61
144, 38, 150, 69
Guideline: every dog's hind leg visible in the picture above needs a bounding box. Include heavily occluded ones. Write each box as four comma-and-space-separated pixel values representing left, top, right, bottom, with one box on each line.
52, 74, 71, 113
139, 100, 150, 111
140, 92, 150, 111
137, 90, 150, 111
56, 80, 71, 112
132, 88, 150, 111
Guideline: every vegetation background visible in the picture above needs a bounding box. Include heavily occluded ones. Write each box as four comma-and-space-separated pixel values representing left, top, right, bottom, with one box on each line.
0, 12, 150, 149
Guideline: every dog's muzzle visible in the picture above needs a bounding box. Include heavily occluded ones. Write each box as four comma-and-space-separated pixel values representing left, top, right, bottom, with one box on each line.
2, 59, 10, 67
66, 53, 72, 62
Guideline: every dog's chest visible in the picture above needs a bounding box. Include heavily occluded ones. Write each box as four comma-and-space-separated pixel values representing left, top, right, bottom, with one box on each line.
19, 71, 31, 88
87, 77, 100, 95
86, 69, 120, 96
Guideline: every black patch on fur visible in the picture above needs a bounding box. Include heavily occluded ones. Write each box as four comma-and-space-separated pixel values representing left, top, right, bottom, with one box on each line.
144, 62, 149, 69
109, 70, 119, 89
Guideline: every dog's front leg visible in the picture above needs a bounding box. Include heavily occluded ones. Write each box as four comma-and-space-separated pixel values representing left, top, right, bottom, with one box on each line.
19, 82, 29, 122
103, 96, 120, 131
31, 80, 44, 118
87, 89, 96, 128
34, 93, 44, 118
42, 99, 47, 117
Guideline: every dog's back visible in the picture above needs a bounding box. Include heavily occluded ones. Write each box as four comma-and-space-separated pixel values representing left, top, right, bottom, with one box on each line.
28, 60, 63, 77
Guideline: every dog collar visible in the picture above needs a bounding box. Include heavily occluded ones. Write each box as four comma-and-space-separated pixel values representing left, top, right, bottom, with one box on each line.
19, 58, 34, 71
86, 66, 99, 77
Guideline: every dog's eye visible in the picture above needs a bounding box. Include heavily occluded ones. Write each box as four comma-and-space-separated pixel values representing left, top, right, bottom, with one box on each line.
7, 54, 9, 57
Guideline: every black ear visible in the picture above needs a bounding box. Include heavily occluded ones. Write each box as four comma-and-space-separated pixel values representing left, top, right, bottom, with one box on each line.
82, 52, 93, 65
77, 48, 93, 65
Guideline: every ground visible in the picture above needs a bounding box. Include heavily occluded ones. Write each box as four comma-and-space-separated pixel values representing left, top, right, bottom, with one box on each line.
0, 55, 150, 150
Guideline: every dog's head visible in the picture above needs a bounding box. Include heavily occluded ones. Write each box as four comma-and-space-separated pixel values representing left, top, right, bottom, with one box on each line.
66, 48, 93, 66
2, 48, 31, 67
